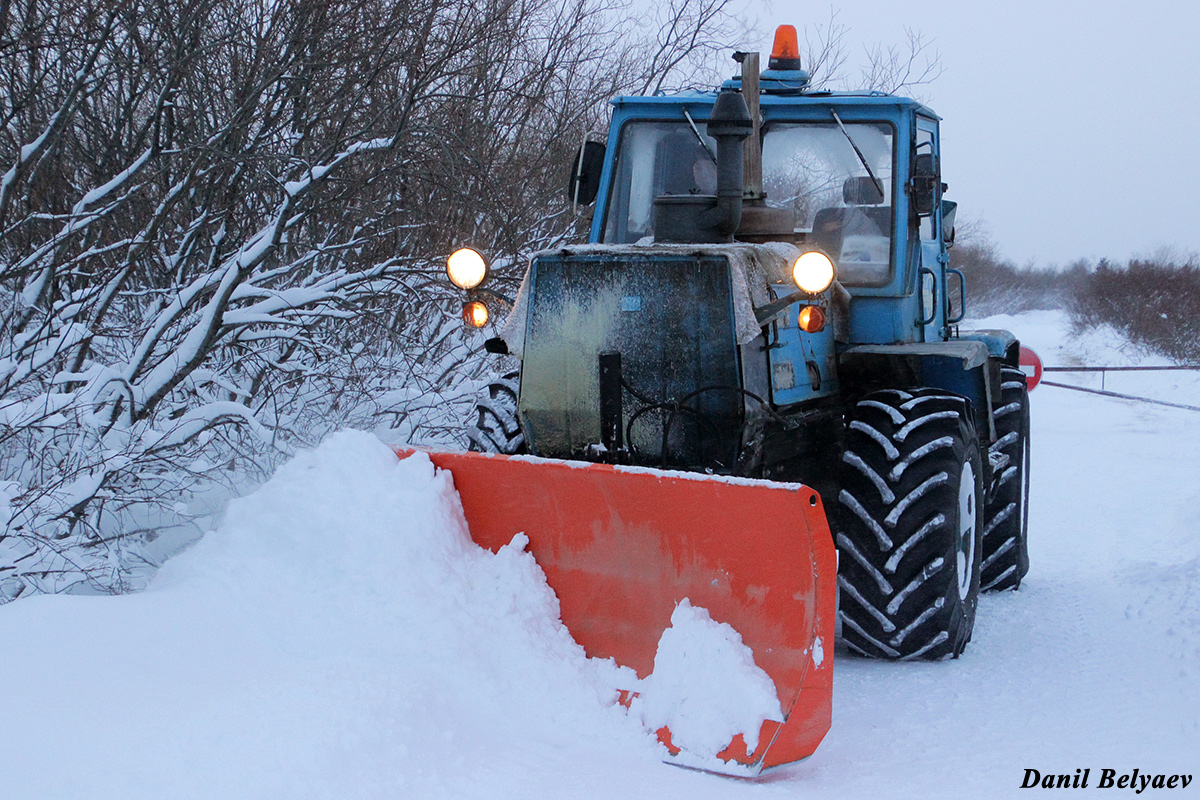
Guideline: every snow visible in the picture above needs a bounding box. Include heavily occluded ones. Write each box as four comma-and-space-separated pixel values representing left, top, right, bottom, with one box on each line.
0, 480, 18, 527
73, 146, 152, 210
148, 401, 274, 450
631, 599, 783, 759
282, 137, 392, 196
3, 310, 1199, 797
0, 432, 656, 797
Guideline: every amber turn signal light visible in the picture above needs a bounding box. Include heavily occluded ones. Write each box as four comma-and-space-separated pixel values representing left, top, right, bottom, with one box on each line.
798, 305, 825, 333
463, 300, 489, 328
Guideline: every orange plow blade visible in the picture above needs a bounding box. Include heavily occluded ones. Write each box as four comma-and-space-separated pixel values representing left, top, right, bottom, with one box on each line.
394, 448, 836, 776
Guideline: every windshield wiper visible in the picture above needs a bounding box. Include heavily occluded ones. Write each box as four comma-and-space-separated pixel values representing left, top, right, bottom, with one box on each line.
682, 108, 718, 165
830, 109, 883, 198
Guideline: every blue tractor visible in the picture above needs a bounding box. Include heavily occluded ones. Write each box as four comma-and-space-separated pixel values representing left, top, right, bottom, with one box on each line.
447, 26, 1031, 664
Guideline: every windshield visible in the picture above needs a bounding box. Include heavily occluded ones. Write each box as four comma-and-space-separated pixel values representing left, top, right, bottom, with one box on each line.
601, 121, 717, 245
601, 119, 895, 286
762, 121, 895, 285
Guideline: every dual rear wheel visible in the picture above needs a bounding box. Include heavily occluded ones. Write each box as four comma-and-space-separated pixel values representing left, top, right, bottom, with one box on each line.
835, 389, 984, 660
981, 367, 1032, 591
834, 380, 1031, 660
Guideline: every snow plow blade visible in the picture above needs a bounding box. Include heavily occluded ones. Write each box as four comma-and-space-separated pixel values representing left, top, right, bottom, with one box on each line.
395, 447, 836, 776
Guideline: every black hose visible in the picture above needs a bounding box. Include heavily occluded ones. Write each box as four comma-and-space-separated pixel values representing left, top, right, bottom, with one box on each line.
659, 404, 724, 467
624, 402, 720, 464
619, 375, 659, 405
621, 382, 780, 470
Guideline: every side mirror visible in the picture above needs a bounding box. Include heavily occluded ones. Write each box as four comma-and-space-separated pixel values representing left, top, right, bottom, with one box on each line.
941, 199, 957, 247
567, 141, 605, 206
910, 152, 939, 217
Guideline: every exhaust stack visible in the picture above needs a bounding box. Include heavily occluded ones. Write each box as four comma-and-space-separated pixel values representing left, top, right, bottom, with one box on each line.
653, 89, 752, 243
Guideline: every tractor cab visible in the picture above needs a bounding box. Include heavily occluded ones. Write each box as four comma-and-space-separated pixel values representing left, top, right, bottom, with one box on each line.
582, 59, 958, 346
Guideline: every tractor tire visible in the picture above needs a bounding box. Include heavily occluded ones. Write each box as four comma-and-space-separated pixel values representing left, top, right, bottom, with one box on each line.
466, 371, 527, 455
980, 367, 1031, 591
834, 388, 984, 660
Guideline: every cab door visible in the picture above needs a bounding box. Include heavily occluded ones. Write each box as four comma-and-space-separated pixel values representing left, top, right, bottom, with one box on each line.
914, 117, 946, 342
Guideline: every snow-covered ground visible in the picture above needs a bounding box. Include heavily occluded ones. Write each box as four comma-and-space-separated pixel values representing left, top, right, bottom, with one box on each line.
2, 310, 1197, 799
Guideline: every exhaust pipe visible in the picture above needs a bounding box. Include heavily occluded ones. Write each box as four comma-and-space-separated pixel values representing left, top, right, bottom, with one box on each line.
653, 89, 752, 243
705, 88, 753, 236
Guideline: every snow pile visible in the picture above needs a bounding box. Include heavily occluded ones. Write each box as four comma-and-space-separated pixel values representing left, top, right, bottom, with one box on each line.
154, 429, 654, 754
0, 431, 655, 798
633, 599, 783, 759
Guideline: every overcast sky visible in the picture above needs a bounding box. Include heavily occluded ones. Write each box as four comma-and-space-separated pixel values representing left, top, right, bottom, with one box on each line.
736, 0, 1200, 266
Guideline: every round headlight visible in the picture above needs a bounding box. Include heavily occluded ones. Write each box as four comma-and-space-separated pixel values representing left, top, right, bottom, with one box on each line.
792, 251, 836, 294
447, 248, 488, 290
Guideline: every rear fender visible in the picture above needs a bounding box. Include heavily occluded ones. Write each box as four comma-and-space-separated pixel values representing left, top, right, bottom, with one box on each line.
839, 341, 994, 441
959, 329, 1020, 367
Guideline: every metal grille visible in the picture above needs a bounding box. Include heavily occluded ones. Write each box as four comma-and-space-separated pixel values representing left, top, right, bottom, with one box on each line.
520, 253, 744, 469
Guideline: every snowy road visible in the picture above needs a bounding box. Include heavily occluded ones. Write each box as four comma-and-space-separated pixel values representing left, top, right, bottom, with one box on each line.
1, 311, 1197, 798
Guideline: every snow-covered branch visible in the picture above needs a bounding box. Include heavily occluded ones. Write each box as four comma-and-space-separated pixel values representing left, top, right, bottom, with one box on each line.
1, 0, 745, 603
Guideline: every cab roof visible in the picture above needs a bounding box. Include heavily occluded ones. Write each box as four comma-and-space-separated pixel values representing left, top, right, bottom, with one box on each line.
609, 89, 940, 121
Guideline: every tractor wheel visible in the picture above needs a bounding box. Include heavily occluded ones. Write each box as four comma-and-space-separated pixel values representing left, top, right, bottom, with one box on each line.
981, 367, 1031, 591
834, 388, 984, 660
466, 371, 527, 455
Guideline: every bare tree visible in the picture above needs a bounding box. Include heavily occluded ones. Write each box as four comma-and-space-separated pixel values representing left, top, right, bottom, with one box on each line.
860, 28, 944, 97
801, 8, 850, 91
791, 9, 942, 98
0, 0, 747, 601
628, 0, 746, 95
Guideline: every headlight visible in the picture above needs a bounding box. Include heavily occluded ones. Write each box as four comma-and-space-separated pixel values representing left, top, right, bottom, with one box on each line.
792, 251, 835, 294
447, 248, 488, 290
462, 300, 489, 328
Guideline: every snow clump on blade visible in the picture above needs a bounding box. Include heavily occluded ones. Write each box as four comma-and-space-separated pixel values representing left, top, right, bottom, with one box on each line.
633, 599, 784, 759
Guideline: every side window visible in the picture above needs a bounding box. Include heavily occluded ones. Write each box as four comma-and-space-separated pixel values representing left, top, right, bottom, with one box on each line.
915, 125, 936, 242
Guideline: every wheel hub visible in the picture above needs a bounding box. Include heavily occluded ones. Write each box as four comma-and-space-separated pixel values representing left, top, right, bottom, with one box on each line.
957, 461, 977, 601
